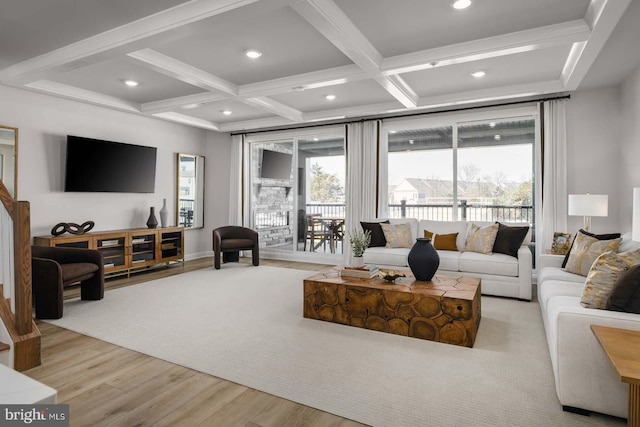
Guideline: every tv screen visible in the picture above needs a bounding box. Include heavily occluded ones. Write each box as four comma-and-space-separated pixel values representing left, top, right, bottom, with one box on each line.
64, 135, 157, 193
260, 149, 292, 180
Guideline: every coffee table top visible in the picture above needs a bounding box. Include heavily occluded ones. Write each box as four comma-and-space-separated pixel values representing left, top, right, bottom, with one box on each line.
305, 266, 480, 301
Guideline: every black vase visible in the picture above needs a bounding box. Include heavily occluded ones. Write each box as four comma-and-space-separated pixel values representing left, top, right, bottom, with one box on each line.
146, 207, 158, 229
407, 238, 440, 281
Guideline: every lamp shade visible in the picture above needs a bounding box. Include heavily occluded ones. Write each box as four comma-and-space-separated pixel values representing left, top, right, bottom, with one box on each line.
633, 188, 640, 242
568, 194, 608, 217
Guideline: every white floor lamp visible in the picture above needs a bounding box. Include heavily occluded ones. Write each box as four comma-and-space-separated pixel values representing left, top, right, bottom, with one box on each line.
568, 194, 608, 232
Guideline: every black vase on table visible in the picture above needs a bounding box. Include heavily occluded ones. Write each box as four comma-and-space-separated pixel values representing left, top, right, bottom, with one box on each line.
146, 207, 158, 229
407, 238, 440, 281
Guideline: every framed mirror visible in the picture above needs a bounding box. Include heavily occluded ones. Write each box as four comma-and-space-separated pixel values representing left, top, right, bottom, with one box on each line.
0, 125, 18, 198
176, 153, 205, 229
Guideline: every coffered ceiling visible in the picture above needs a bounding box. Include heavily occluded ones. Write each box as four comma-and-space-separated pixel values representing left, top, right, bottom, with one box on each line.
0, 0, 635, 132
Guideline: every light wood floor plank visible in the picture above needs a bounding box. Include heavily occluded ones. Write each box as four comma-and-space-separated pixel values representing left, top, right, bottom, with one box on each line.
24, 257, 367, 427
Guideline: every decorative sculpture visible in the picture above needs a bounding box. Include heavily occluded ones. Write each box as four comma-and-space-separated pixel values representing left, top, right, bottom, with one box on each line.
51, 221, 95, 236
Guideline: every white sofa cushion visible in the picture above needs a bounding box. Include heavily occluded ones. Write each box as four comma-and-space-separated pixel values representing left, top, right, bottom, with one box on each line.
537, 266, 585, 285
538, 278, 584, 310
458, 251, 519, 277
436, 250, 460, 271
363, 247, 409, 267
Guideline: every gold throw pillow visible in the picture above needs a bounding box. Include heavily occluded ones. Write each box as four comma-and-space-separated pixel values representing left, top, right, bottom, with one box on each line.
564, 233, 622, 276
581, 250, 637, 309
381, 223, 414, 248
464, 223, 499, 254
424, 230, 458, 251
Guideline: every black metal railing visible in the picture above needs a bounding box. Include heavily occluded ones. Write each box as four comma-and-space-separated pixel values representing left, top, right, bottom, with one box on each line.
255, 211, 291, 229
305, 201, 533, 223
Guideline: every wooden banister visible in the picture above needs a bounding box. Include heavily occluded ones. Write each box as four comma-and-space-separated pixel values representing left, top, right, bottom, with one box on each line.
0, 180, 13, 216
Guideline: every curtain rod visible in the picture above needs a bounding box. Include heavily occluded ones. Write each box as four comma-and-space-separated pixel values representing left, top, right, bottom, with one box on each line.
231, 93, 571, 136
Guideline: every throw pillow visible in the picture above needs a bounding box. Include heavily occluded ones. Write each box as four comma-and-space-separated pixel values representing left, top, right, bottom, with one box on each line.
561, 229, 622, 268
581, 251, 630, 309
423, 230, 458, 251
564, 232, 622, 276
464, 223, 499, 254
381, 223, 414, 248
492, 222, 529, 258
607, 264, 640, 314
360, 220, 389, 247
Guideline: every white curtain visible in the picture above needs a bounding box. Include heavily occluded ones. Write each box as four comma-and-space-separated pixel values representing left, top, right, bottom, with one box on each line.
345, 120, 379, 263
535, 99, 568, 261
229, 134, 244, 226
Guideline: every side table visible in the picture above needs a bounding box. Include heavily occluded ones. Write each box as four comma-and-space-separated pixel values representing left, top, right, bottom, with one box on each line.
591, 325, 640, 426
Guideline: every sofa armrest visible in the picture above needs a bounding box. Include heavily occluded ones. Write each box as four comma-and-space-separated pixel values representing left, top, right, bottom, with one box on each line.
517, 246, 533, 300
539, 253, 565, 270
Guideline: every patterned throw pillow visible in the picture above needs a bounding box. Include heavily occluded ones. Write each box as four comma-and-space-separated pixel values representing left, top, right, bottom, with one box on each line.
424, 230, 458, 251
581, 248, 640, 309
564, 232, 622, 276
381, 223, 414, 248
464, 223, 499, 254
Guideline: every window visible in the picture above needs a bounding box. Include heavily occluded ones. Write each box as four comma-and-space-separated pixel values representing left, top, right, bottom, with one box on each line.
383, 110, 536, 225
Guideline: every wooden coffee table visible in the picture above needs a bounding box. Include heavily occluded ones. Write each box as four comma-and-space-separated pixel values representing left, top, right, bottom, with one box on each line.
303, 267, 481, 347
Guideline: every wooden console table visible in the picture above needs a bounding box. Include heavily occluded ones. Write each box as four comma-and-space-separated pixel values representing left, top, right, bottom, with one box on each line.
591, 325, 640, 426
34, 226, 184, 277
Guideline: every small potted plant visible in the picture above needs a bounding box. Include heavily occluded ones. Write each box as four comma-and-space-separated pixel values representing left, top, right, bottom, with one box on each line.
349, 229, 371, 268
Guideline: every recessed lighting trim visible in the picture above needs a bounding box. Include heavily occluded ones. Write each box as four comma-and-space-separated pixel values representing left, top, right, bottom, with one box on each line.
471, 71, 486, 78
221, 110, 232, 115
409, 139, 415, 145
494, 134, 501, 140
182, 103, 200, 110
489, 122, 496, 128
245, 49, 262, 59
389, 130, 397, 134
452, 0, 471, 9
325, 94, 336, 101
124, 80, 139, 87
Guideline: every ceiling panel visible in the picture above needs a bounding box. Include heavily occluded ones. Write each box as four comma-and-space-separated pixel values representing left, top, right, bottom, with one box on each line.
0, 0, 190, 69
270, 79, 399, 113
50, 57, 205, 104
180, 100, 273, 124
402, 45, 571, 98
335, 0, 590, 57
151, 5, 352, 85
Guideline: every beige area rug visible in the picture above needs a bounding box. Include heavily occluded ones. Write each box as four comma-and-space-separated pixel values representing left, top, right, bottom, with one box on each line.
48, 265, 623, 427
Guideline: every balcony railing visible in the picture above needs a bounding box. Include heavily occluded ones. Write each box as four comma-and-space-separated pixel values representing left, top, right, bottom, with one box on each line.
305, 201, 533, 223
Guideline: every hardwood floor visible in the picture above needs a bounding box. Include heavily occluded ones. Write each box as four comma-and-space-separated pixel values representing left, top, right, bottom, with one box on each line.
25, 257, 366, 427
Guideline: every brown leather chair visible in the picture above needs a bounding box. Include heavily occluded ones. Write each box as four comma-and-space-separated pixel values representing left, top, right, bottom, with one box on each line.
213, 226, 259, 269
31, 246, 104, 319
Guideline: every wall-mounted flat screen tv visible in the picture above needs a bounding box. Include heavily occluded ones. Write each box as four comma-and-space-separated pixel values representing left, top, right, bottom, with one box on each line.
260, 149, 292, 180
64, 135, 157, 193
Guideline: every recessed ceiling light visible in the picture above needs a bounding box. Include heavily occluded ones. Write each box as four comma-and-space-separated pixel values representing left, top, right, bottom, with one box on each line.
409, 139, 415, 145
325, 94, 336, 101
182, 103, 200, 110
221, 110, 232, 115
389, 130, 397, 134
245, 50, 262, 59
471, 71, 486, 78
489, 122, 496, 128
124, 80, 139, 87
452, 0, 471, 10
313, 137, 319, 141
494, 134, 501, 140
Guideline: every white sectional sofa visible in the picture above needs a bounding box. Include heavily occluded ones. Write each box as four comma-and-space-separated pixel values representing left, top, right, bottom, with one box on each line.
538, 237, 640, 418
362, 218, 533, 300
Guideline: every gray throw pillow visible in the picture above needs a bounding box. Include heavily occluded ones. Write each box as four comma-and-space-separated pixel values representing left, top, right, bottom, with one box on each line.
607, 264, 640, 314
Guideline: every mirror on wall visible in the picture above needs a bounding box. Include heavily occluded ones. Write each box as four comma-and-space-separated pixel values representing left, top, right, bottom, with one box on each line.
0, 125, 18, 198
176, 153, 205, 229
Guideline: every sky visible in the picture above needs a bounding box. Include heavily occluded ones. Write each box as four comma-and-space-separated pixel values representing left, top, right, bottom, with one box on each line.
308, 144, 533, 188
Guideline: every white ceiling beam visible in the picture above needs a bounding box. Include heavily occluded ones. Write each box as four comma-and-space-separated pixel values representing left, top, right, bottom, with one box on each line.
151, 112, 220, 130
382, 20, 592, 76
561, 0, 632, 90
0, 0, 262, 84
303, 101, 404, 122
218, 116, 295, 132
127, 49, 238, 95
238, 64, 366, 98
23, 80, 141, 112
141, 92, 228, 114
293, 0, 417, 108
243, 97, 304, 122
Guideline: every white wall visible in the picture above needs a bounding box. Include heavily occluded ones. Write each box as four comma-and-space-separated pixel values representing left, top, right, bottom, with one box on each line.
619, 65, 640, 232
0, 85, 232, 258
565, 86, 622, 234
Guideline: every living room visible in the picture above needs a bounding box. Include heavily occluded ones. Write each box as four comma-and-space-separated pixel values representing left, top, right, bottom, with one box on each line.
1, 0, 640, 425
